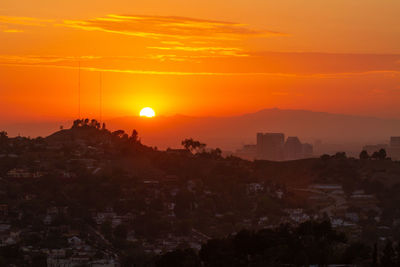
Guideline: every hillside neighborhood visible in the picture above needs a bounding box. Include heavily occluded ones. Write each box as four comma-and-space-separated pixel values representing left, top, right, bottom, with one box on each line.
0, 121, 399, 266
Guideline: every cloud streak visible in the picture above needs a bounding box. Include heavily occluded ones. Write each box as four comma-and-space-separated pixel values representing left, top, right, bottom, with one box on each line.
0, 16, 52, 26
2, 29, 24, 33
148, 45, 249, 57
0, 56, 399, 78
0, 15, 53, 33
61, 14, 284, 40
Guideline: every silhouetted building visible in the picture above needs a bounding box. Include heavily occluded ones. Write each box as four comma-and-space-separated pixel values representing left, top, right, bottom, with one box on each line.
256, 133, 285, 161
285, 137, 303, 160
390, 137, 400, 160
256, 133, 313, 161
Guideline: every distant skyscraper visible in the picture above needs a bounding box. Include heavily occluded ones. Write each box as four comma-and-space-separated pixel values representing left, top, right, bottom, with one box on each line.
285, 137, 303, 160
256, 133, 285, 161
256, 133, 313, 161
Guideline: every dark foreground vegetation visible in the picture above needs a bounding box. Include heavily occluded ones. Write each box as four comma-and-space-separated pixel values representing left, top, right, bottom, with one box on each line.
0, 120, 400, 266
156, 220, 373, 267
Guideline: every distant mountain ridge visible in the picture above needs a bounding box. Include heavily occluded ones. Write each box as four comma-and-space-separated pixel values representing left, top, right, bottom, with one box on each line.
106, 108, 400, 151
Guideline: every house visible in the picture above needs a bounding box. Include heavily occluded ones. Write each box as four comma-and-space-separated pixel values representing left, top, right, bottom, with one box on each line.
246, 183, 264, 194
187, 180, 196, 192
7, 168, 38, 178
0, 235, 17, 247
258, 216, 269, 226
345, 212, 359, 223
24, 194, 37, 201
50, 249, 67, 258
95, 212, 116, 225
0, 224, 11, 232
43, 215, 53, 225
68, 236, 83, 246
111, 217, 122, 228
91, 259, 119, 267
284, 209, 310, 223
309, 184, 343, 192
275, 189, 284, 199
126, 231, 137, 242
0, 204, 8, 216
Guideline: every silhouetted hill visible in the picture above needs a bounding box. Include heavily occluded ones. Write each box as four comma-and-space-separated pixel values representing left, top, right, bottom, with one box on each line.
46, 125, 109, 143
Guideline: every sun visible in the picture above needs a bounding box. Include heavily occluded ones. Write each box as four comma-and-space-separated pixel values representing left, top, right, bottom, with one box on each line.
139, 107, 156, 118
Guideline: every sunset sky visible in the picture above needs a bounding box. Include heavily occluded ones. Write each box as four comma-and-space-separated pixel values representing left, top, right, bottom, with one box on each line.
1, 0, 400, 123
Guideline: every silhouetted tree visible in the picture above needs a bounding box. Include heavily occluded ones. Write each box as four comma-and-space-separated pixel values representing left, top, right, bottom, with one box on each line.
181, 138, 206, 153
320, 154, 331, 161
372, 243, 378, 267
72, 119, 81, 128
359, 150, 370, 160
0, 131, 8, 148
112, 130, 125, 138
371, 149, 386, 160
156, 249, 200, 267
101, 221, 113, 240
209, 148, 222, 159
342, 242, 371, 264
372, 151, 380, 160
130, 129, 139, 143
198, 220, 347, 266
114, 224, 128, 240
381, 240, 396, 267
379, 149, 387, 160
334, 152, 347, 160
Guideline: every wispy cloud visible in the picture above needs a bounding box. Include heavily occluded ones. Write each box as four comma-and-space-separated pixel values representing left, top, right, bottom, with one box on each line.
148, 46, 242, 52
1, 55, 399, 78
0, 15, 53, 33
61, 14, 284, 40
0, 55, 96, 64
1, 14, 283, 59
2, 29, 24, 33
60, 14, 282, 58
0, 16, 52, 26
148, 45, 249, 57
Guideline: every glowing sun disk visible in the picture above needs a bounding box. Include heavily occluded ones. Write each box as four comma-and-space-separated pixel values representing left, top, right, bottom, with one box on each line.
140, 107, 156, 117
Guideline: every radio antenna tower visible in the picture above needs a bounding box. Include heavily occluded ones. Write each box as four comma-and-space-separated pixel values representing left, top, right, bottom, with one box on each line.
99, 72, 103, 123
78, 61, 81, 119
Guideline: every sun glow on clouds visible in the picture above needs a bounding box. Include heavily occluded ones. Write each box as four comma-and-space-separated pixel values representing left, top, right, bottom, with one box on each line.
62, 14, 283, 40
60, 14, 281, 58
0, 14, 278, 63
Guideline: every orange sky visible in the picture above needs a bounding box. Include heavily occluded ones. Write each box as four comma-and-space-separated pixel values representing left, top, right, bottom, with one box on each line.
1, 0, 400, 122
